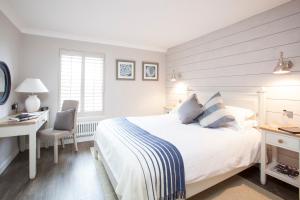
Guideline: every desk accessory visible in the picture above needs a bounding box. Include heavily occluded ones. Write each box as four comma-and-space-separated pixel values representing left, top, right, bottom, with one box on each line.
9, 113, 38, 122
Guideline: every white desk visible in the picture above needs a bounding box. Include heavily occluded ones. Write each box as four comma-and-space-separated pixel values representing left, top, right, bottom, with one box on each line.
0, 110, 49, 179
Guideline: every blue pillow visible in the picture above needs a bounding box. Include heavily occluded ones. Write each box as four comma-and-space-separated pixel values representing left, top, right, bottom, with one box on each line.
178, 94, 203, 124
198, 92, 234, 128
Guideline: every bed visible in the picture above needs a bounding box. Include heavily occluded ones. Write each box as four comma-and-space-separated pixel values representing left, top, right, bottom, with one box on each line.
94, 91, 266, 200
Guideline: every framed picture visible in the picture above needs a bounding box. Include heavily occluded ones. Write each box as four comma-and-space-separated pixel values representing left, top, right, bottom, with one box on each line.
142, 62, 159, 81
116, 60, 135, 80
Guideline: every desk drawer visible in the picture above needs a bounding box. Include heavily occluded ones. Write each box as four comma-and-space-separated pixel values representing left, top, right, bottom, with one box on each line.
37, 113, 48, 128
266, 132, 300, 152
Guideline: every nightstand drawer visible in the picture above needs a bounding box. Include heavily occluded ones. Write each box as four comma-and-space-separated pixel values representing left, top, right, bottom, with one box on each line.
266, 132, 300, 152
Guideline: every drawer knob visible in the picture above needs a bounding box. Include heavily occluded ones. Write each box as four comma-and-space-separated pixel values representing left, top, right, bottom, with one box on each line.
278, 139, 284, 144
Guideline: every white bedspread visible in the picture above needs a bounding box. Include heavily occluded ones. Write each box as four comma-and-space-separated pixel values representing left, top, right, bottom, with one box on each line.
95, 114, 261, 199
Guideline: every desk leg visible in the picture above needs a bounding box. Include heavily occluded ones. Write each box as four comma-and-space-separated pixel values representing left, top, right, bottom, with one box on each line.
29, 132, 36, 179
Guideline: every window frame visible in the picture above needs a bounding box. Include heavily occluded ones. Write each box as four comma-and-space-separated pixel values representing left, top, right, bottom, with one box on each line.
58, 49, 105, 117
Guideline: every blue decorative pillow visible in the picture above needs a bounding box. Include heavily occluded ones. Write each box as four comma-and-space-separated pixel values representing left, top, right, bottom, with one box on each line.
177, 94, 203, 124
198, 92, 235, 128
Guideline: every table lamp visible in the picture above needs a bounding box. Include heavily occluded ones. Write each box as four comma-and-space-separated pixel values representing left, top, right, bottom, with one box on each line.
15, 78, 48, 112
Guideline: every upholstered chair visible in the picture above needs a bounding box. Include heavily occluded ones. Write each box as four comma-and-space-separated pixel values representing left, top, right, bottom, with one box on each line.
37, 100, 79, 163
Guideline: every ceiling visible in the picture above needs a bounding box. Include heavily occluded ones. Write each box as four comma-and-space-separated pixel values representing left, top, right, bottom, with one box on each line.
0, 0, 290, 52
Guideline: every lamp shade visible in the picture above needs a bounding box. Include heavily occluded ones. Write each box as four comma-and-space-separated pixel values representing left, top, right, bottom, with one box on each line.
15, 78, 48, 93
273, 52, 293, 74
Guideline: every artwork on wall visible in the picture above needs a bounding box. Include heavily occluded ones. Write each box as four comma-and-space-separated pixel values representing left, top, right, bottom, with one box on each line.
142, 62, 159, 81
116, 60, 135, 80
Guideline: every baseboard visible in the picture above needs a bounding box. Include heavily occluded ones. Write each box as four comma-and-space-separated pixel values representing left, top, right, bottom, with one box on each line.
0, 149, 19, 175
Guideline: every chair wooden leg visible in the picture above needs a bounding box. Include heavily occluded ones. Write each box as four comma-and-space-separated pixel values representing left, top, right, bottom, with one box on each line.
73, 134, 78, 152
37, 138, 41, 159
61, 138, 65, 149
54, 138, 58, 163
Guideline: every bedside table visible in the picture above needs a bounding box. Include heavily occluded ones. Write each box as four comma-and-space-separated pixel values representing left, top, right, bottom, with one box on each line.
260, 125, 300, 199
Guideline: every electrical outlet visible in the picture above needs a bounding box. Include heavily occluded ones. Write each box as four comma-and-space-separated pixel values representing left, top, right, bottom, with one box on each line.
283, 110, 293, 119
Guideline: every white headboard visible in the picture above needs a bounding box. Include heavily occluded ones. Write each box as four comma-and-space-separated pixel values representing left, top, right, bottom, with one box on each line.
187, 90, 266, 125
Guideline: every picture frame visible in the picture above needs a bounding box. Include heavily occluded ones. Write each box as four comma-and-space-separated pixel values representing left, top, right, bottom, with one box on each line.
142, 62, 159, 81
116, 60, 135, 80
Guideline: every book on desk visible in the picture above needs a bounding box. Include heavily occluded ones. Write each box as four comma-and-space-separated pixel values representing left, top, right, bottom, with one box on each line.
9, 113, 40, 122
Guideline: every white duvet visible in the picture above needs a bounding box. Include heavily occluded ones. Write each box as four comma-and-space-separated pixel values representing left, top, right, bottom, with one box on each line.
95, 114, 261, 199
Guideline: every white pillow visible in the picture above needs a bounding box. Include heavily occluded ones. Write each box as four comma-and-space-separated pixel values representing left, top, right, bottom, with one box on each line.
228, 119, 258, 131
226, 106, 255, 122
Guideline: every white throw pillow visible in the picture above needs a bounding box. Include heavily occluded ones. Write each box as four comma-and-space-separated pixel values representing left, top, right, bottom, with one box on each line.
226, 106, 255, 122
228, 119, 258, 131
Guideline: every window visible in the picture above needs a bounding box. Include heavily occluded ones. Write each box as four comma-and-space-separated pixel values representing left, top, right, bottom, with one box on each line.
60, 50, 104, 113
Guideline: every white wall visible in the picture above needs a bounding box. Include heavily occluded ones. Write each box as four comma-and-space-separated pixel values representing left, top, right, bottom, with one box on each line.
19, 34, 166, 125
0, 11, 21, 173
166, 1, 300, 167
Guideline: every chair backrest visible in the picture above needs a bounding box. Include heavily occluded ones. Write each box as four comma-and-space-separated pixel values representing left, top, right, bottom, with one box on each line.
61, 100, 79, 132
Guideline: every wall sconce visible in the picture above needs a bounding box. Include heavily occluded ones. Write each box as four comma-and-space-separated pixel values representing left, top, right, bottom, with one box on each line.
170, 70, 177, 82
273, 51, 293, 74
175, 82, 187, 103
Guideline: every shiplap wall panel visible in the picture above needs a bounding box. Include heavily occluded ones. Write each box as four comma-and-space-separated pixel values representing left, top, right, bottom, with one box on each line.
167, 12, 300, 61
168, 28, 300, 66
267, 99, 300, 114
167, 1, 300, 54
166, 1, 300, 167
167, 42, 300, 74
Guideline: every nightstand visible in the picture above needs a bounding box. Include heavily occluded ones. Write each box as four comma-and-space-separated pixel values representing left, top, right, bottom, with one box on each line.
260, 125, 300, 199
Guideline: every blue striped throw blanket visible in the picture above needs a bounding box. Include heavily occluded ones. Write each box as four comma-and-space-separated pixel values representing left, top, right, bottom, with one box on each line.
106, 117, 186, 200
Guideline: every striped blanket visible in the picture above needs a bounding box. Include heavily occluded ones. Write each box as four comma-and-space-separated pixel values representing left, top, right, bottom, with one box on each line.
104, 117, 186, 200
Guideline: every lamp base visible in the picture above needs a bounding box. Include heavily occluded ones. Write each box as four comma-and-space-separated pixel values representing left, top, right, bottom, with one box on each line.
25, 95, 40, 112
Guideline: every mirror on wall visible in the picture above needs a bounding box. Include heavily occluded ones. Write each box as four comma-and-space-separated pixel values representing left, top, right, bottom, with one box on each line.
0, 61, 11, 105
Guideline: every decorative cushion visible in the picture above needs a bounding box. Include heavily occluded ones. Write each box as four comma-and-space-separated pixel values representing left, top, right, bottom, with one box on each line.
226, 106, 255, 122
54, 109, 75, 131
198, 92, 235, 128
177, 94, 203, 124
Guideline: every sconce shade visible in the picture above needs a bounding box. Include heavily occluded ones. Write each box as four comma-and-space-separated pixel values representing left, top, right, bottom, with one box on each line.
273, 52, 293, 74
170, 70, 177, 82
15, 78, 48, 93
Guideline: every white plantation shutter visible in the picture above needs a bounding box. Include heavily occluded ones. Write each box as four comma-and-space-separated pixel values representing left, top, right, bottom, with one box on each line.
60, 50, 104, 113
60, 53, 82, 110
84, 56, 104, 112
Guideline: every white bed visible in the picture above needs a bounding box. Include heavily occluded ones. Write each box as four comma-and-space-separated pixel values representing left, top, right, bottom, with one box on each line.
94, 91, 266, 199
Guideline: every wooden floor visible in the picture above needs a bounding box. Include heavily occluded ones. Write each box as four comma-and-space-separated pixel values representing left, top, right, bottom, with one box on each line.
0, 142, 117, 200
0, 141, 298, 200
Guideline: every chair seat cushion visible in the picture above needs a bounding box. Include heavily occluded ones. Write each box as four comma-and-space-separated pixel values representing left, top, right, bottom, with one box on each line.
38, 128, 72, 139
